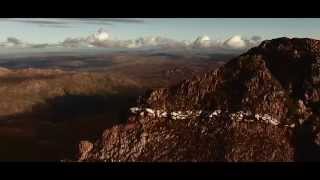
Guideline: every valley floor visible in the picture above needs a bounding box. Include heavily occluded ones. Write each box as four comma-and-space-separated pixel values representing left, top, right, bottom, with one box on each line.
0, 53, 225, 160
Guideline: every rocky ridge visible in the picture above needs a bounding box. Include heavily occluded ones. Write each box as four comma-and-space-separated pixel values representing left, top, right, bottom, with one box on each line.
78, 38, 320, 162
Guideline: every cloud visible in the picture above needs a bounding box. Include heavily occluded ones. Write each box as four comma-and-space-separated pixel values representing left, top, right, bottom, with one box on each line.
64, 18, 144, 24
61, 38, 87, 48
87, 28, 110, 42
13, 19, 68, 25
223, 35, 248, 49
251, 35, 262, 42
0, 18, 144, 28
0, 28, 264, 52
190, 35, 263, 51
1, 18, 71, 28
0, 37, 53, 48
61, 29, 187, 49
31, 43, 50, 48
0, 37, 28, 47
7, 37, 23, 45
124, 36, 188, 48
192, 35, 212, 48
60, 30, 264, 51
191, 35, 224, 49
62, 28, 112, 48
97, 18, 144, 23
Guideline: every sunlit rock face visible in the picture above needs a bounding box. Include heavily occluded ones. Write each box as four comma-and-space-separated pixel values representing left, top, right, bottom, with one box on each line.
78, 38, 320, 162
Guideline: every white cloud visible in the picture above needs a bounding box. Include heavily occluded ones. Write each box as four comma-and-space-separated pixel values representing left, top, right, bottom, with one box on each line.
87, 28, 110, 43
192, 35, 212, 48
223, 35, 247, 49
61, 30, 189, 49
191, 35, 226, 49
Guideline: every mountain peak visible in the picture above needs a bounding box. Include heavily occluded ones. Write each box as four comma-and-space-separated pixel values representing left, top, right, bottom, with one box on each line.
77, 38, 320, 162
252, 37, 320, 53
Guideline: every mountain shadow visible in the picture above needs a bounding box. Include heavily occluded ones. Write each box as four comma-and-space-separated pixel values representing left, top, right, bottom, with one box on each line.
0, 88, 143, 161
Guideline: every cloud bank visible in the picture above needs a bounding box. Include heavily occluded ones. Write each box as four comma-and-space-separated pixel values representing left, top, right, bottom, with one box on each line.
0, 28, 264, 52
60, 29, 263, 50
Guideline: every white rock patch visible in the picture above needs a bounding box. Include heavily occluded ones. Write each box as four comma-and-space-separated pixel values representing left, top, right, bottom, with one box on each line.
129, 107, 290, 128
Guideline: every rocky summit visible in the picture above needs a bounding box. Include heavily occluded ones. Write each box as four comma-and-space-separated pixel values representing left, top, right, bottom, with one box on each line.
77, 38, 320, 162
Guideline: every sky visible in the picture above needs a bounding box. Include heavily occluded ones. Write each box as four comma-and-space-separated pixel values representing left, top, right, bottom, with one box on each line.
0, 18, 319, 43
0, 18, 319, 53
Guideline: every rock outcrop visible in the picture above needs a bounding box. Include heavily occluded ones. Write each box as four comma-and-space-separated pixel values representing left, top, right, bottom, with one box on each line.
78, 38, 320, 162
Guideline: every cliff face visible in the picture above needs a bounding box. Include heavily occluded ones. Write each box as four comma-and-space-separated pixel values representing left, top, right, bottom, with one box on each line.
78, 38, 320, 162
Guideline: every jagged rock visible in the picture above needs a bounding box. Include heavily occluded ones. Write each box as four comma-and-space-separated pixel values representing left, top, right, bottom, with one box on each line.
78, 140, 94, 161
79, 114, 294, 162
315, 132, 320, 146
78, 38, 320, 162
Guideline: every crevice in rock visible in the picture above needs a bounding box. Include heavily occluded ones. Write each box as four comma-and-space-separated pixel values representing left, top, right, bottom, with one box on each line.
294, 120, 320, 161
